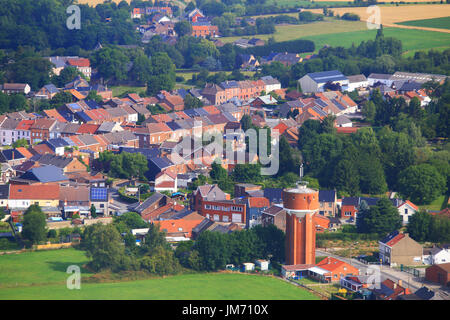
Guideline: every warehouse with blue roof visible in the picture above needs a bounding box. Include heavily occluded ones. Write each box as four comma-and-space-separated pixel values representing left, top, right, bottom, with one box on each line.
298, 70, 349, 93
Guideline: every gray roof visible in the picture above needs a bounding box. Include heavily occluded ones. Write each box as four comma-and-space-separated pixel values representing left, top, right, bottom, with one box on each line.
347, 74, 367, 83
307, 70, 347, 83
20, 165, 68, 182
135, 192, 166, 214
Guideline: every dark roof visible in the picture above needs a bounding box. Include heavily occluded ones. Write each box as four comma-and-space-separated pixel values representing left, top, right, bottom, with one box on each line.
414, 287, 435, 300
380, 230, 400, 245
149, 156, 173, 170
135, 192, 166, 214
119, 147, 159, 159
1, 149, 26, 161
263, 188, 283, 204
44, 138, 70, 149
319, 190, 336, 203
20, 165, 68, 182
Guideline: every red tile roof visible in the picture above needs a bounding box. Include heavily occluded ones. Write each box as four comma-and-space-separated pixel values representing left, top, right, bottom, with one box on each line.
43, 109, 67, 123
9, 184, 60, 200
77, 123, 100, 134
67, 58, 90, 68
155, 218, 204, 238
248, 197, 270, 208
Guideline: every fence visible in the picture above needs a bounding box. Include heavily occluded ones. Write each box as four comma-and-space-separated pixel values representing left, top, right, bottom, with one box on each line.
397, 265, 425, 278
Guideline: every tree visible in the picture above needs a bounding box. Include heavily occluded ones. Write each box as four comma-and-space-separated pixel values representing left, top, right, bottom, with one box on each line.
91, 47, 130, 84
114, 211, 148, 232
22, 205, 47, 246
90, 204, 97, 218
146, 52, 176, 96
356, 198, 402, 235
174, 21, 193, 37
278, 136, 300, 177
194, 231, 230, 271
397, 164, 446, 205
82, 223, 127, 272
251, 224, 285, 262
141, 222, 171, 253
240, 114, 252, 131
232, 163, 262, 183
11, 138, 28, 148
407, 211, 433, 242
184, 94, 203, 110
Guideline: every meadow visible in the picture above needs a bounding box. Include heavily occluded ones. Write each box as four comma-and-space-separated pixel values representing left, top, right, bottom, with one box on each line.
0, 248, 318, 300
397, 16, 450, 30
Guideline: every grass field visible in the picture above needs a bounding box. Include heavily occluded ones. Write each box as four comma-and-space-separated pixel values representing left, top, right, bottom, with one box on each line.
0, 248, 92, 287
397, 16, 450, 30
0, 248, 319, 300
111, 85, 146, 97
0, 273, 320, 300
419, 194, 449, 211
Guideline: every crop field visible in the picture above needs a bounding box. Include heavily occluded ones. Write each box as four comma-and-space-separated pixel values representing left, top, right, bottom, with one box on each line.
0, 249, 318, 300
397, 16, 450, 30
308, 4, 450, 31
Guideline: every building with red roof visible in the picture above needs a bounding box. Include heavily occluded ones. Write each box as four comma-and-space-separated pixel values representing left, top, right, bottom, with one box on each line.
379, 231, 423, 266
316, 256, 359, 282
66, 58, 91, 78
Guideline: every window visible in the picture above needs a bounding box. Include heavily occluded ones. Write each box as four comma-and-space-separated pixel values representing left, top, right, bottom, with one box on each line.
222, 215, 229, 222
345, 211, 352, 216
213, 214, 220, 221
205, 204, 211, 209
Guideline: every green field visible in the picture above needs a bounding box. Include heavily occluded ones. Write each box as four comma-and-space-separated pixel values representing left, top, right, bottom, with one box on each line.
0, 248, 92, 287
0, 248, 319, 300
111, 85, 146, 97
397, 16, 450, 30
418, 194, 449, 211
221, 19, 450, 57
0, 273, 320, 300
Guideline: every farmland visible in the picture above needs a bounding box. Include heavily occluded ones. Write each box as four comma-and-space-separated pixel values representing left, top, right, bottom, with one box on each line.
308, 4, 450, 31
397, 16, 450, 30
0, 249, 318, 300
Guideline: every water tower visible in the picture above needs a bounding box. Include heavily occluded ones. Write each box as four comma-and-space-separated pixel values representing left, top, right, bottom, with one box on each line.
283, 164, 319, 265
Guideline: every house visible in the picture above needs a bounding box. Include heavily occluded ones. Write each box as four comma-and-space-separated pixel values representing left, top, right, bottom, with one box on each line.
346, 74, 368, 92
397, 200, 419, 224
201, 83, 226, 106
133, 192, 173, 221
199, 198, 246, 224
191, 184, 229, 212
8, 184, 60, 209
261, 76, 281, 93
372, 279, 412, 300
35, 84, 60, 99
261, 205, 286, 232
0, 118, 21, 146
423, 246, 450, 265
270, 52, 302, 66
0, 184, 9, 207
153, 214, 206, 242
234, 183, 262, 198
0, 149, 27, 166
90, 187, 110, 216
29, 118, 57, 144
245, 197, 270, 228
379, 231, 423, 267
192, 23, 219, 38
318, 190, 337, 217
32, 153, 86, 173
390, 71, 447, 85
15, 165, 68, 184
425, 263, 450, 287
187, 8, 205, 23
0, 163, 15, 184
154, 170, 177, 193
298, 70, 348, 93
367, 73, 393, 87
316, 256, 360, 282
1, 83, 31, 95
66, 58, 92, 79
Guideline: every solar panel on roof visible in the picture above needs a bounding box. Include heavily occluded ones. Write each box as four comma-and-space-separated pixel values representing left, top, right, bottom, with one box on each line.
91, 187, 108, 201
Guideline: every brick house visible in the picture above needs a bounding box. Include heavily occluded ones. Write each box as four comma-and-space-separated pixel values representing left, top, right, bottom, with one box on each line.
261, 205, 286, 232
192, 24, 219, 38
316, 256, 360, 282
425, 263, 450, 287
30, 118, 57, 144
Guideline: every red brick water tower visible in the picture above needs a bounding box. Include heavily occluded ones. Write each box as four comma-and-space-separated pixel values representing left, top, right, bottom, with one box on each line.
283, 182, 319, 265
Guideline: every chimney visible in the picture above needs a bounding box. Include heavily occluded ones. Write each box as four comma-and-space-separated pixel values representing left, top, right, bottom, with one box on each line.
398, 280, 403, 287
393, 283, 397, 289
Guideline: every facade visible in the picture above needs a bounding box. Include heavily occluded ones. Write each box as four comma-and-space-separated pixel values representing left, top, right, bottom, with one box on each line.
298, 70, 348, 93
425, 263, 450, 286
379, 231, 423, 267
199, 199, 246, 224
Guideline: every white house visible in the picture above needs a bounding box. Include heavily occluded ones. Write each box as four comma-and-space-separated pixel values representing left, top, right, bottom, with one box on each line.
0, 118, 20, 146
367, 73, 393, 87
423, 246, 450, 265
154, 170, 177, 193
397, 200, 419, 224
298, 70, 349, 93
261, 76, 281, 93
346, 74, 368, 92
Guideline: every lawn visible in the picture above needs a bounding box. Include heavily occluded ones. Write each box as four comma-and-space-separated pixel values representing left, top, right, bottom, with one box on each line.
419, 194, 448, 211
111, 85, 146, 98
0, 273, 320, 300
397, 16, 450, 30
0, 249, 319, 300
0, 248, 92, 288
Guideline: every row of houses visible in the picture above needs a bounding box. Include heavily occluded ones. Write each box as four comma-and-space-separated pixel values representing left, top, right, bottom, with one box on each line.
201, 76, 281, 105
